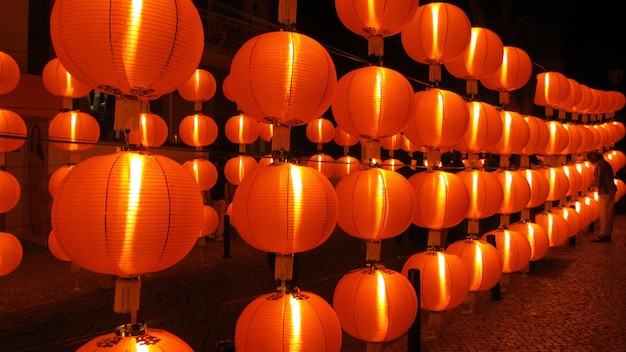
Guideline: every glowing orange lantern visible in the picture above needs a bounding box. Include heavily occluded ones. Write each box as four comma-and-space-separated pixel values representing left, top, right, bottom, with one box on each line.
50, 0, 204, 101
0, 109, 27, 153
0, 232, 22, 276
334, 155, 361, 179
542, 166, 570, 202
222, 75, 237, 102
0, 170, 20, 213
457, 169, 503, 221
379, 133, 404, 153
382, 158, 404, 171
178, 113, 218, 148
534, 71, 571, 116
408, 170, 469, 230
48, 230, 71, 262
482, 228, 531, 273
333, 265, 418, 342
259, 122, 273, 142
516, 168, 549, 210
572, 84, 594, 116
177, 68, 217, 103
77, 323, 193, 351
48, 164, 75, 198
480, 46, 533, 105
200, 205, 219, 238
48, 111, 100, 152
401, 250, 470, 311
182, 158, 217, 192
534, 211, 570, 247
543, 120, 569, 155
305, 117, 335, 148
42, 58, 91, 99
562, 123, 583, 155
508, 221, 550, 262
335, 168, 416, 241
231, 162, 338, 254
0, 51, 20, 94
307, 153, 336, 179
561, 164, 583, 196
225, 113, 260, 146
489, 110, 530, 156
230, 31, 336, 126
127, 112, 168, 148
453, 101, 503, 154
332, 66, 414, 139
566, 198, 594, 229
224, 155, 259, 186
521, 115, 550, 156
575, 161, 594, 191
553, 78, 583, 114
551, 206, 582, 238
493, 169, 531, 215
445, 238, 503, 291
235, 289, 342, 352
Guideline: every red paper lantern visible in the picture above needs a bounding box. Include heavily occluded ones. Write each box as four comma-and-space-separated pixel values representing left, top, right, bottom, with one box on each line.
127, 112, 168, 148
178, 113, 218, 148
0, 170, 20, 213
332, 66, 414, 139
542, 166, 570, 202
225, 113, 260, 145
177, 68, 217, 103
77, 323, 193, 351
493, 169, 531, 215
445, 27, 504, 80
224, 155, 259, 186
258, 122, 273, 142
50, 0, 204, 100
516, 168, 549, 210
335, 0, 418, 40
543, 120, 569, 155
561, 164, 583, 196
482, 228, 531, 273
231, 162, 338, 254
51, 151, 204, 277
382, 158, 404, 171
47, 230, 71, 262
453, 101, 503, 154
0, 109, 27, 153
48, 111, 100, 152
222, 75, 237, 102
379, 133, 404, 153
534, 71, 571, 112
534, 211, 570, 247
553, 78, 583, 114
456, 169, 503, 221
235, 290, 342, 352
335, 168, 416, 241
333, 266, 418, 342
307, 153, 336, 179
0, 51, 20, 94
508, 221, 550, 262
334, 155, 361, 179
480, 46, 532, 104
200, 205, 219, 238
489, 110, 530, 156
305, 117, 335, 146
521, 115, 550, 156
445, 238, 503, 291
182, 158, 217, 192
402, 250, 470, 311
229, 31, 336, 126
562, 123, 583, 155
551, 206, 582, 238
42, 58, 91, 99
48, 164, 75, 198
0, 232, 22, 276
408, 170, 469, 230
566, 198, 594, 229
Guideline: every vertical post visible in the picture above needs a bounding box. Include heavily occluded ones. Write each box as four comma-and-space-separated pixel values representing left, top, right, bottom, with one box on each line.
486, 234, 501, 301
223, 215, 231, 258
408, 268, 421, 352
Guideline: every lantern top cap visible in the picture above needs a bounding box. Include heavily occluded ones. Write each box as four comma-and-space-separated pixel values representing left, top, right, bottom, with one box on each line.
115, 323, 147, 337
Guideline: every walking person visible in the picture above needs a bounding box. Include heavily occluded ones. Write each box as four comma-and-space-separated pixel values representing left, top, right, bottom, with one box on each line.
587, 151, 618, 243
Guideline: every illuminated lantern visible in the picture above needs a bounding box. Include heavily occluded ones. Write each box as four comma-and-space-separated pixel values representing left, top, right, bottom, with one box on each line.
521, 115, 550, 156
609, 121, 626, 143
553, 78, 583, 114
402, 133, 423, 155
127, 112, 168, 148
452, 101, 503, 154
306, 117, 335, 148
333, 266, 418, 343
403, 88, 469, 149
508, 221, 550, 262
480, 46, 532, 105
48, 164, 75, 198
200, 205, 219, 238
225, 113, 260, 146
48, 111, 100, 152
332, 66, 414, 139
230, 31, 336, 126
561, 164, 583, 196
222, 75, 236, 102
582, 193, 600, 222
401, 250, 470, 311
572, 84, 594, 117
445, 238, 503, 291
543, 120, 569, 155
380, 133, 404, 154
382, 158, 404, 171
335, 168, 416, 241
606, 149, 626, 174
231, 162, 338, 254
235, 290, 342, 352
401, 2, 472, 83
224, 155, 259, 186
444, 27, 504, 95
516, 168, 549, 210
307, 153, 336, 179
258, 154, 275, 167
584, 124, 602, 151
489, 110, 530, 156
0, 109, 27, 153
577, 161, 594, 191
178, 113, 218, 148
592, 123, 610, 150
493, 169, 531, 215
534, 211, 570, 247
533, 71, 570, 116
566, 198, 594, 229
0, 232, 22, 276
259, 122, 273, 142
50, 0, 204, 101
551, 206, 582, 238
456, 169, 503, 221
562, 123, 583, 155
177, 68, 217, 103
408, 170, 469, 230
48, 230, 71, 262
0, 170, 20, 213
77, 323, 193, 351
542, 166, 570, 202
182, 158, 217, 191
482, 228, 531, 273
335, 155, 361, 179
0, 51, 20, 94
333, 126, 359, 153
42, 58, 91, 99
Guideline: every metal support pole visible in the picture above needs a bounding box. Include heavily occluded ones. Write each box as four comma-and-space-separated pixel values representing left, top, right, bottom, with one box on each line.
223, 215, 231, 258
408, 268, 421, 352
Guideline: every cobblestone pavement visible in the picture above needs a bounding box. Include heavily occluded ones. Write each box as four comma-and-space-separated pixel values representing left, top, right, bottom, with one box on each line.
0, 214, 625, 352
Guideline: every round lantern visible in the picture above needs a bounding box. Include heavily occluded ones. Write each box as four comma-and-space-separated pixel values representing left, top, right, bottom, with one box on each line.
334, 155, 361, 179
0, 109, 27, 153
582, 193, 600, 223
50, 0, 204, 101
521, 115, 550, 156
553, 78, 583, 114
47, 230, 71, 262
561, 164, 583, 196
482, 228, 532, 273
48, 164, 75, 198
77, 323, 193, 352
576, 161, 594, 191
177, 68, 217, 103
562, 123, 583, 155
566, 198, 594, 229
489, 110, 530, 156
225, 113, 260, 145
335, 168, 416, 241
401, 250, 470, 312
335, 0, 419, 42
493, 169, 531, 215
508, 221, 550, 262
0, 170, 20, 213
48, 111, 100, 152
534, 211, 570, 247
480, 46, 532, 104
333, 265, 418, 342
235, 289, 342, 352
127, 112, 168, 148
306, 117, 335, 146
332, 66, 414, 139
222, 75, 237, 102
543, 120, 569, 155
333, 126, 359, 155
182, 158, 217, 191
516, 168, 549, 210
456, 169, 503, 221
0, 232, 22, 276
408, 170, 469, 230
51, 151, 204, 277
403, 88, 469, 149
224, 155, 259, 186
200, 205, 219, 238
551, 205, 582, 238
445, 238, 503, 291
178, 113, 218, 148
231, 162, 338, 254
307, 153, 336, 179
382, 158, 404, 171
533, 71, 571, 115
258, 122, 273, 142
542, 166, 570, 202
229, 31, 336, 126
0, 51, 20, 94
379, 134, 403, 153
453, 101, 503, 154
42, 58, 92, 99
572, 84, 594, 116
